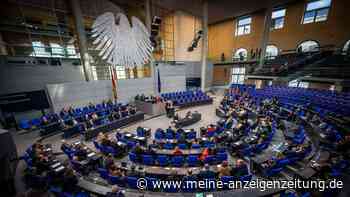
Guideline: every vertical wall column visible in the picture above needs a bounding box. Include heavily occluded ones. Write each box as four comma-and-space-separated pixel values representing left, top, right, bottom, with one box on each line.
70, 0, 91, 82
145, 0, 157, 95
258, 6, 273, 68
201, 0, 208, 91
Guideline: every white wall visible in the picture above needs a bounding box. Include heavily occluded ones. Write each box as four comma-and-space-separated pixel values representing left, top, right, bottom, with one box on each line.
0, 57, 85, 94
47, 75, 186, 113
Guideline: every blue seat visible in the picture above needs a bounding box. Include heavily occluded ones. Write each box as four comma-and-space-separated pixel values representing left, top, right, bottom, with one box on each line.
129, 152, 138, 162
19, 119, 31, 130
204, 155, 216, 164
142, 155, 154, 165
127, 176, 139, 189
276, 159, 290, 167
187, 132, 196, 140
178, 144, 187, 149
240, 174, 252, 182
191, 144, 201, 149
93, 141, 100, 150
157, 155, 169, 166
216, 152, 228, 162
98, 168, 109, 180
146, 177, 158, 191
187, 155, 199, 167
155, 130, 164, 140
31, 118, 41, 127
108, 175, 124, 186
166, 132, 174, 139
264, 167, 283, 177
171, 156, 184, 167
137, 127, 145, 137
221, 176, 236, 188
164, 143, 174, 150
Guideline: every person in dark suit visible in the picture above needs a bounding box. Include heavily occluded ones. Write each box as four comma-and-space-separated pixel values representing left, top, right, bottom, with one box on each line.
74, 145, 87, 161
231, 159, 249, 177
106, 186, 125, 197
198, 164, 216, 179
62, 168, 78, 193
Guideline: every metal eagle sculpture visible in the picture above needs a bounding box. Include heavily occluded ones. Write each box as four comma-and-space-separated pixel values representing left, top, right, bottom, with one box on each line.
91, 12, 153, 68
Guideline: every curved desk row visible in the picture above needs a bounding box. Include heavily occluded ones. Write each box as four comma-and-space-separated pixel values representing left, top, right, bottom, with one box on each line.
83, 112, 145, 140
174, 113, 202, 128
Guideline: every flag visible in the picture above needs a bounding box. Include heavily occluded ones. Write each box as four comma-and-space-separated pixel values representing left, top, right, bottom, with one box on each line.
157, 68, 161, 93
110, 66, 118, 101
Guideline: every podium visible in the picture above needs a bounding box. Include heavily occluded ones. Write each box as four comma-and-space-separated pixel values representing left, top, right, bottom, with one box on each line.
135, 100, 166, 116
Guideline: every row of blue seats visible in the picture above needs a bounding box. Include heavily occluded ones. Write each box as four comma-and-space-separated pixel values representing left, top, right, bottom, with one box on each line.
19, 102, 127, 130
263, 146, 312, 177
98, 168, 252, 192
238, 124, 276, 157
129, 152, 228, 167
155, 129, 196, 140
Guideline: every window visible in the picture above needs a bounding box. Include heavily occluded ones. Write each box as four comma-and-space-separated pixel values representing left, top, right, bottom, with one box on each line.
50, 43, 65, 57
265, 45, 279, 59
297, 40, 320, 53
31, 41, 50, 57
233, 48, 248, 61
271, 8, 286, 30
303, 0, 332, 24
231, 67, 246, 84
235, 16, 251, 36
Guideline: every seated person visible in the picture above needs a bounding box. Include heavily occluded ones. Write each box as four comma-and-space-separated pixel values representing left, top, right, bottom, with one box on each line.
112, 111, 121, 120
173, 113, 179, 122
74, 144, 88, 161
183, 169, 197, 181
185, 111, 192, 119
199, 148, 209, 162
97, 132, 107, 143
62, 168, 78, 193
121, 109, 129, 117
85, 119, 94, 129
132, 143, 144, 155
218, 161, 231, 177
60, 140, 73, 153
126, 165, 139, 178
91, 112, 99, 121
41, 116, 49, 125
172, 147, 183, 156
231, 159, 249, 177
198, 164, 216, 179
128, 106, 136, 115
106, 186, 125, 197
145, 145, 156, 156
109, 164, 124, 177
166, 126, 175, 135
103, 154, 115, 169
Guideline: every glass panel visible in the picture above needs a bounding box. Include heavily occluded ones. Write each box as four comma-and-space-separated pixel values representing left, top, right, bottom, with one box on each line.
272, 9, 286, 19
50, 43, 64, 57
244, 25, 251, 34
66, 44, 77, 57
265, 45, 279, 58
274, 18, 284, 29
237, 26, 244, 35
306, 0, 331, 11
31, 41, 51, 57
238, 17, 252, 26
303, 11, 316, 24
315, 8, 329, 22
234, 48, 248, 60
298, 40, 319, 52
